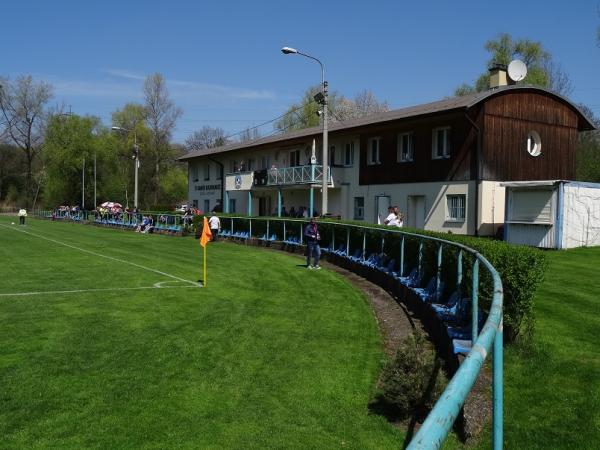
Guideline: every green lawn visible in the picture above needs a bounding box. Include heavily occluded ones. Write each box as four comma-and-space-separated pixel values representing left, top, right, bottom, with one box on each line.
473, 246, 600, 449
0, 216, 403, 449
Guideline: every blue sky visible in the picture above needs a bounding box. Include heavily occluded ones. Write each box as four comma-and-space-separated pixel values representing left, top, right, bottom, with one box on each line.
2, 0, 599, 143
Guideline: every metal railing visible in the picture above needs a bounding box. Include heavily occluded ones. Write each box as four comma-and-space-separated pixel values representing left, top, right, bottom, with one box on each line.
219, 216, 503, 449
266, 164, 331, 186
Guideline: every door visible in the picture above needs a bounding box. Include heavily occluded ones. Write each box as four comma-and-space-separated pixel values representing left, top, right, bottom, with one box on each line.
408, 195, 426, 229
375, 195, 391, 224
258, 196, 272, 216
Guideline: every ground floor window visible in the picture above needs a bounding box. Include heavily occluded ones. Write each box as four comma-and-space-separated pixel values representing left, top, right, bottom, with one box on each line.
192, 199, 198, 208
229, 198, 236, 214
446, 194, 466, 221
354, 197, 365, 220
204, 199, 210, 214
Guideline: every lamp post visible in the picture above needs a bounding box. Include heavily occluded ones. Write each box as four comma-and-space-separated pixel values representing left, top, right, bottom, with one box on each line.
111, 126, 139, 209
281, 46, 329, 216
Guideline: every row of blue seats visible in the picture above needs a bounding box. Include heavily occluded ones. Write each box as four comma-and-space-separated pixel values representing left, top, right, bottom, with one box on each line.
258, 234, 277, 242
321, 244, 484, 355
219, 230, 250, 239
283, 235, 302, 245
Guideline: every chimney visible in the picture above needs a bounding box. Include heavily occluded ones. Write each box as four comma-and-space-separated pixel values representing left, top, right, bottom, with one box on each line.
488, 63, 508, 89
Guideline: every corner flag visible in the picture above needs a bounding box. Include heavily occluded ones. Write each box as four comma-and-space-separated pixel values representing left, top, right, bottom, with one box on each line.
200, 217, 212, 286
200, 217, 212, 248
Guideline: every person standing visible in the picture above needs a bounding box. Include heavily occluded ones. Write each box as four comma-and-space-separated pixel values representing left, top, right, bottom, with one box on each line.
304, 217, 321, 269
208, 214, 221, 241
384, 206, 398, 226
394, 206, 404, 227
18, 208, 27, 225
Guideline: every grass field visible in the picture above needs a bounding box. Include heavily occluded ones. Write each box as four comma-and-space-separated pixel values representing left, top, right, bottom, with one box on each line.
0, 216, 403, 449
472, 246, 600, 449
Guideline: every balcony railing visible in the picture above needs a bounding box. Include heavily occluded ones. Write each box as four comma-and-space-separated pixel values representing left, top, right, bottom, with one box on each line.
253, 165, 331, 187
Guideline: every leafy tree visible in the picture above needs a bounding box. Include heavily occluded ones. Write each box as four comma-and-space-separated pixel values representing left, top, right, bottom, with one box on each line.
159, 166, 188, 206
0, 144, 24, 204
185, 126, 229, 151
576, 104, 600, 182
274, 86, 388, 131
0, 75, 53, 205
455, 33, 572, 96
43, 114, 105, 207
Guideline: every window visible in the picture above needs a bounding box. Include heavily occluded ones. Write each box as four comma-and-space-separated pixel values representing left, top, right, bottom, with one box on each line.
354, 197, 365, 220
432, 127, 451, 159
204, 199, 210, 213
446, 195, 466, 222
192, 199, 198, 208
247, 158, 254, 171
261, 155, 270, 170
230, 160, 238, 173
329, 145, 336, 165
344, 141, 355, 166
289, 150, 300, 167
192, 165, 199, 182
229, 198, 236, 214
526, 130, 542, 157
216, 166, 222, 180
397, 132, 414, 162
367, 137, 381, 165
204, 163, 210, 180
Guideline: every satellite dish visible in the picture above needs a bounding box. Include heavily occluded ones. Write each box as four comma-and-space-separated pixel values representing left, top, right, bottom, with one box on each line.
508, 60, 527, 82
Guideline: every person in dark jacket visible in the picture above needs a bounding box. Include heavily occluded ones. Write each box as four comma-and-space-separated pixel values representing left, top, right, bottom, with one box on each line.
304, 217, 321, 269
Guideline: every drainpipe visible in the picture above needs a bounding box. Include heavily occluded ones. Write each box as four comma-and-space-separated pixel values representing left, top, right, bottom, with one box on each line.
465, 112, 481, 237
208, 156, 225, 211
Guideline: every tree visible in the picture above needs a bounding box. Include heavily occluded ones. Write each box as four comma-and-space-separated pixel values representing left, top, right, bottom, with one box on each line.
43, 114, 107, 207
0, 75, 53, 205
455, 33, 573, 96
576, 104, 600, 182
274, 86, 388, 132
185, 126, 229, 151
0, 144, 24, 204
239, 127, 260, 143
143, 73, 182, 206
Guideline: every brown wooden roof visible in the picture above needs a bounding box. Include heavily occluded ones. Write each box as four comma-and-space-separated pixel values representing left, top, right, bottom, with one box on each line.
179, 86, 596, 161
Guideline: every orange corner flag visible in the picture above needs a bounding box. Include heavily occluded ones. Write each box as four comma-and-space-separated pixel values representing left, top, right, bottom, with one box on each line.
200, 216, 212, 248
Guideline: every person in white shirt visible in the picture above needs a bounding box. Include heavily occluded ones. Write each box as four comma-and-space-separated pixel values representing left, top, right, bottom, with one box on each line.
18, 208, 27, 225
384, 207, 398, 226
208, 214, 221, 241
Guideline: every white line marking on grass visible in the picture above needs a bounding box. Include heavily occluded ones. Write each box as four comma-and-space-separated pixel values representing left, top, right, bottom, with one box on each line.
0, 285, 200, 298
0, 223, 202, 288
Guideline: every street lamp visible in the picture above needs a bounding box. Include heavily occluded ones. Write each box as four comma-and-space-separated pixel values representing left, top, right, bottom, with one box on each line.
281, 46, 329, 216
111, 126, 140, 209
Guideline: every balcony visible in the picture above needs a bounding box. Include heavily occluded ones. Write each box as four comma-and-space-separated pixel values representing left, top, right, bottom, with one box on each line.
253, 165, 332, 187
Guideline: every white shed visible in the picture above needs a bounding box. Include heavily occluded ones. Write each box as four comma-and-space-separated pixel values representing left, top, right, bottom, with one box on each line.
502, 180, 600, 249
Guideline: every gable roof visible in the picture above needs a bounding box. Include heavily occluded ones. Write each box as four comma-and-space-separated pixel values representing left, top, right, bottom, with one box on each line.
179, 85, 596, 161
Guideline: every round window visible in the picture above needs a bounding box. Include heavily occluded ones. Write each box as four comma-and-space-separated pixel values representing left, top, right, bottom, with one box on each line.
526, 131, 542, 157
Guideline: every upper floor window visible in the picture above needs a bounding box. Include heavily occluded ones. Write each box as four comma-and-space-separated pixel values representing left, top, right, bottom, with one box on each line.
261, 155, 270, 170
432, 127, 451, 159
247, 158, 254, 171
344, 141, 355, 166
192, 165, 199, 182
230, 160, 238, 173
367, 137, 381, 165
397, 132, 414, 162
329, 145, 336, 166
204, 163, 210, 180
289, 150, 300, 167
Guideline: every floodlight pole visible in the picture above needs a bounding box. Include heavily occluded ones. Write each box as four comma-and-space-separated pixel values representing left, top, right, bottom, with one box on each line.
112, 126, 140, 209
281, 47, 328, 216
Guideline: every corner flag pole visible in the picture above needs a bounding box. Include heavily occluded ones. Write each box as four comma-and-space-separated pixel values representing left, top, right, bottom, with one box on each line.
200, 216, 212, 287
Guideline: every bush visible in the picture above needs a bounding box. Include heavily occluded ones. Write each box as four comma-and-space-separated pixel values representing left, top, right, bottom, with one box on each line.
379, 331, 446, 419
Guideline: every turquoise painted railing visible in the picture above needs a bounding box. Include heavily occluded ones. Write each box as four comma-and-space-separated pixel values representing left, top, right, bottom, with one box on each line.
222, 216, 504, 450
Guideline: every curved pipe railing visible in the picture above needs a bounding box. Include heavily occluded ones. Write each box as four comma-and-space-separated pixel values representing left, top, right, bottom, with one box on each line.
31, 211, 503, 449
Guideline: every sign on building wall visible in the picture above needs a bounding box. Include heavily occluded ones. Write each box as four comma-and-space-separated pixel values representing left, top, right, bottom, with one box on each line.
225, 172, 254, 191
194, 183, 221, 196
